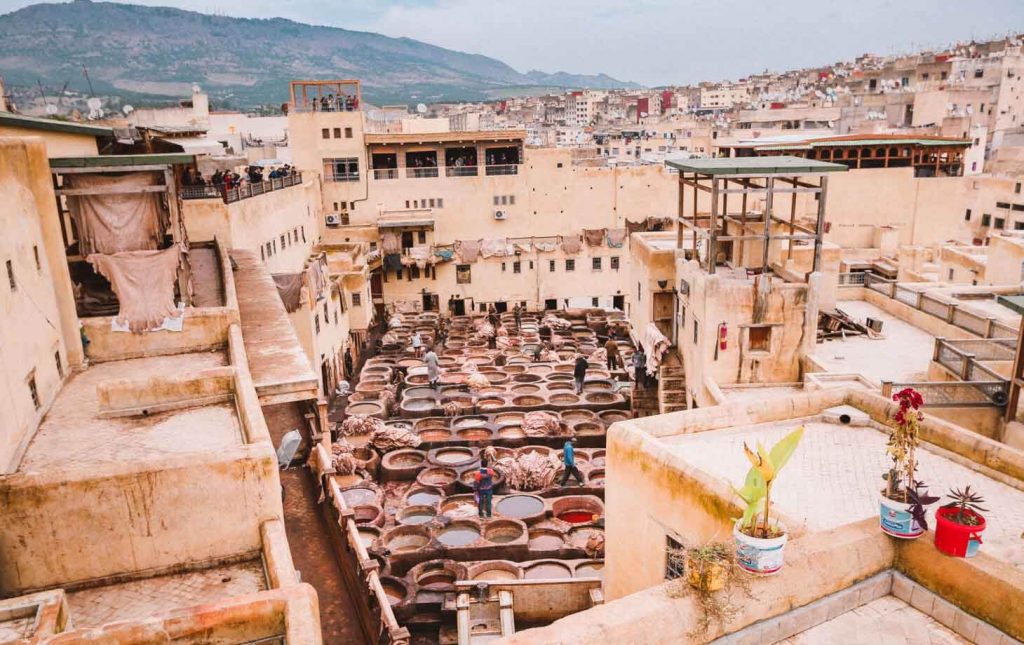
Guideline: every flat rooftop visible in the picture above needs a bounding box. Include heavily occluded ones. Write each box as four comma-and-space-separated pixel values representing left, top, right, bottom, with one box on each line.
663, 417, 1024, 568
19, 352, 241, 473
779, 595, 968, 644
666, 155, 847, 175
813, 300, 935, 383
231, 249, 319, 403
65, 558, 267, 628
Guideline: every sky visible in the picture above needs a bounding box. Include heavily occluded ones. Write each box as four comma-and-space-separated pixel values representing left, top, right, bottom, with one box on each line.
2, 0, 1024, 86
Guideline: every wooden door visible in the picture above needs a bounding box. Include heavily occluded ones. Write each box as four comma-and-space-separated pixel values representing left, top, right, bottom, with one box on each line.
653, 291, 675, 342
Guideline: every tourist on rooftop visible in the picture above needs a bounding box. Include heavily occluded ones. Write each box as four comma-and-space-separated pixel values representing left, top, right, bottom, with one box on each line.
573, 353, 588, 394
211, 170, 223, 186
559, 438, 584, 486
474, 458, 496, 518
424, 345, 439, 390
412, 331, 423, 357
181, 167, 194, 186
604, 337, 621, 371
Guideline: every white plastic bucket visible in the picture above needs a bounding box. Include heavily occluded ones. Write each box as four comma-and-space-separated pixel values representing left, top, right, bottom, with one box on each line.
733, 521, 788, 575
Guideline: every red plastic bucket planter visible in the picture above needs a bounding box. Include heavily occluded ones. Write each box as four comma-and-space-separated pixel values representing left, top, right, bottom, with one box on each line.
934, 507, 985, 558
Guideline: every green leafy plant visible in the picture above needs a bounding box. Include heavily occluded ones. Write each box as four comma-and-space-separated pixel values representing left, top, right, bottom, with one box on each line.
666, 540, 751, 637
734, 425, 804, 538
942, 485, 988, 526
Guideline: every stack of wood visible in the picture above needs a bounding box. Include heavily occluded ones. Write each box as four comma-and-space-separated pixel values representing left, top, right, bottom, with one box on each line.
818, 309, 880, 342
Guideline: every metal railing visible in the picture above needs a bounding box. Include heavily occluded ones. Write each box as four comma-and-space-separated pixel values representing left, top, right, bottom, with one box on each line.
406, 167, 439, 179
445, 165, 479, 177
837, 272, 867, 286
325, 171, 360, 182
928, 337, 1013, 407
882, 379, 1009, 408
373, 168, 399, 180
180, 172, 303, 204
863, 273, 1018, 343
484, 164, 519, 176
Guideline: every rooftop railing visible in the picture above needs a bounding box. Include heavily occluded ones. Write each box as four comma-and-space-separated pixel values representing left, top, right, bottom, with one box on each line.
180, 172, 304, 204
484, 164, 519, 176
373, 168, 399, 180
445, 165, 479, 177
406, 167, 439, 179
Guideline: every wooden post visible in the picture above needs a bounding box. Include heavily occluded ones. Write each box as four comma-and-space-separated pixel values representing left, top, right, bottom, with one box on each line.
1004, 314, 1024, 423
762, 177, 774, 274
812, 176, 829, 274
709, 178, 719, 274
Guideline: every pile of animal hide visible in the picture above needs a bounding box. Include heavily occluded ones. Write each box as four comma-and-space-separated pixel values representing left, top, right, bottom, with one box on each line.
340, 414, 384, 437
378, 388, 396, 415
495, 336, 512, 350
539, 349, 560, 361
388, 314, 404, 328
476, 322, 496, 338
370, 424, 422, 452
443, 401, 464, 417
467, 373, 490, 391
542, 314, 572, 330
584, 532, 606, 557
495, 450, 560, 491
381, 331, 401, 345
523, 411, 563, 437
330, 441, 357, 475
590, 348, 607, 364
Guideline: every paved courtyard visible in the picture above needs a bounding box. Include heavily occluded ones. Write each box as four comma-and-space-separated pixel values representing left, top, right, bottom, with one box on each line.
778, 595, 969, 644
665, 419, 1024, 568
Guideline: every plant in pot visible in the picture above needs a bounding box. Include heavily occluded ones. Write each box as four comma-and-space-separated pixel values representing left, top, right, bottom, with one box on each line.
733, 425, 804, 575
667, 540, 751, 637
879, 387, 939, 538
934, 485, 988, 558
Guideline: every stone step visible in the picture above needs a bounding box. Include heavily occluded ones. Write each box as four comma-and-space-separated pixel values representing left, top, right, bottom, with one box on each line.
661, 404, 689, 414
660, 392, 689, 405
659, 366, 687, 377
660, 377, 687, 389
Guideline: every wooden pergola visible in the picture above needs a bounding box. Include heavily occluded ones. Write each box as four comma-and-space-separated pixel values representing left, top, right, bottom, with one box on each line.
667, 156, 848, 278
288, 80, 362, 111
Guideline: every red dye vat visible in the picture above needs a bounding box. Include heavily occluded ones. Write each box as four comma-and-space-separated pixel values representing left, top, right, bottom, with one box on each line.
558, 511, 597, 524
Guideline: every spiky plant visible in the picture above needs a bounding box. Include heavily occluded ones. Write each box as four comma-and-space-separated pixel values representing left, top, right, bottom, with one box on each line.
943, 485, 988, 526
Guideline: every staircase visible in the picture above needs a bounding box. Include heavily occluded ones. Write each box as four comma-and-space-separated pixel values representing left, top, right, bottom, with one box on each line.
658, 365, 688, 415
631, 383, 660, 418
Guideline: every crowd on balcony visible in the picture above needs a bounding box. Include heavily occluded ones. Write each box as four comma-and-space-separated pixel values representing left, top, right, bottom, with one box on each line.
310, 94, 359, 112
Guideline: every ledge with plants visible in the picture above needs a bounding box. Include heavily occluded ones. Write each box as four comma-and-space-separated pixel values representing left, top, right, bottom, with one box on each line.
934, 485, 988, 558
879, 387, 939, 539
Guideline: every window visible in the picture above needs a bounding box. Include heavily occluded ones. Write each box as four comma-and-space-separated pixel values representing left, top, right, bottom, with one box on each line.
6, 259, 15, 291
995, 217, 1006, 229
428, 198, 436, 208
345, 127, 353, 138
1016, 183, 1022, 194
333, 127, 341, 138
493, 196, 500, 206
456, 264, 472, 284
693, 320, 699, 345
405, 200, 411, 208
281, 234, 287, 249
314, 314, 320, 334
948, 268, 955, 281
352, 292, 362, 306
965, 209, 972, 222
27, 371, 40, 410
749, 326, 772, 352
321, 128, 330, 139
982, 213, 992, 226
610, 256, 620, 270
549, 260, 556, 272
513, 261, 521, 274
592, 257, 602, 271
54, 350, 64, 379
501, 262, 507, 272
974, 69, 984, 79
437, 198, 444, 208
323, 157, 359, 181
265, 242, 272, 258
509, 195, 515, 205
260, 246, 265, 261
33, 246, 41, 272
665, 535, 685, 580
996, 202, 1011, 209
293, 230, 299, 242
323, 301, 329, 322
410, 265, 421, 279
301, 226, 306, 242
565, 259, 575, 272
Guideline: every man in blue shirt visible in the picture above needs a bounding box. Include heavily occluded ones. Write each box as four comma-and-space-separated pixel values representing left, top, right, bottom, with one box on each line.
559, 437, 584, 486
474, 457, 496, 518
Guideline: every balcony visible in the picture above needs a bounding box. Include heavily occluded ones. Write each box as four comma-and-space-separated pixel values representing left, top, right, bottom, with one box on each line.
373, 168, 399, 180
445, 165, 479, 177
406, 167, 439, 179
485, 164, 519, 176
180, 173, 304, 204
325, 171, 360, 182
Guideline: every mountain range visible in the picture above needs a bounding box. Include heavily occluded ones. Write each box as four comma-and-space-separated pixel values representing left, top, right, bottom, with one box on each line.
0, 0, 641, 108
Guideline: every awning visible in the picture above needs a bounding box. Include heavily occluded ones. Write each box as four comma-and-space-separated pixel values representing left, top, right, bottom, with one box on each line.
378, 218, 435, 230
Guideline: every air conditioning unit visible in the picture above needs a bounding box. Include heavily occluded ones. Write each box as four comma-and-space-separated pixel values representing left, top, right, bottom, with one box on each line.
325, 213, 342, 227
494, 210, 507, 220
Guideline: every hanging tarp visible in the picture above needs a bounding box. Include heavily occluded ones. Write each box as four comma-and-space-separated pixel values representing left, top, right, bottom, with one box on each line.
272, 273, 304, 313
87, 246, 182, 333
66, 172, 165, 255
584, 228, 607, 247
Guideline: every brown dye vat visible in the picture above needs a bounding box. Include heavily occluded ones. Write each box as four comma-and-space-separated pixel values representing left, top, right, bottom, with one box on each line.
346, 401, 383, 416
352, 505, 383, 526
511, 395, 544, 407
418, 429, 452, 442
524, 562, 573, 579
584, 392, 618, 404
587, 468, 605, 486
453, 416, 488, 428
381, 526, 430, 553
442, 395, 474, 409
574, 422, 604, 436
406, 374, 429, 385
470, 562, 521, 581
546, 372, 574, 382
497, 426, 525, 439
483, 520, 526, 544
589, 450, 606, 467
402, 399, 437, 413
415, 418, 450, 430
457, 428, 492, 441
583, 380, 613, 392
417, 467, 457, 487
528, 529, 565, 551
562, 410, 597, 423
355, 381, 386, 393
484, 372, 509, 384
547, 382, 573, 391
568, 527, 604, 549
404, 386, 438, 400
526, 364, 552, 375
432, 447, 476, 466
341, 486, 378, 507
397, 358, 424, 369
549, 393, 580, 405
397, 505, 437, 526
440, 498, 479, 520
494, 412, 525, 426
511, 373, 542, 384
510, 383, 540, 394
503, 364, 527, 374
476, 397, 505, 410
598, 410, 631, 425
405, 488, 443, 506
439, 373, 468, 384
357, 527, 381, 549
495, 494, 545, 519
382, 449, 425, 468
552, 363, 574, 373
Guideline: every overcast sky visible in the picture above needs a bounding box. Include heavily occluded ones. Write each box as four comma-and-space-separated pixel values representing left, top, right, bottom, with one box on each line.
2, 0, 1023, 85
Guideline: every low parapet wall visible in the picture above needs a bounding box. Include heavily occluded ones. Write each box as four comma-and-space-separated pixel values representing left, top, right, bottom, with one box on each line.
82, 307, 237, 363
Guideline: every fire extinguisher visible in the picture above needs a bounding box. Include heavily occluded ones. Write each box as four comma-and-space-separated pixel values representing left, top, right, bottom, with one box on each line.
714, 322, 728, 360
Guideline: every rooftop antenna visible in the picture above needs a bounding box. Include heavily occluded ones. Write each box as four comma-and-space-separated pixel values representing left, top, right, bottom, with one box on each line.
416, 103, 427, 114
81, 65, 95, 97
57, 80, 69, 106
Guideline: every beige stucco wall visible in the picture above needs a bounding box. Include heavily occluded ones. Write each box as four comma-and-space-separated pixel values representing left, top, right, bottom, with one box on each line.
628, 233, 678, 334
0, 138, 82, 473
983, 235, 1024, 284
0, 126, 99, 157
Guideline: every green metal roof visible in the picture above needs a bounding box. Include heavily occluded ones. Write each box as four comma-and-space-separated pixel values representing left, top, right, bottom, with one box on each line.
666, 156, 848, 175
756, 138, 970, 151
49, 153, 195, 168
0, 112, 113, 137
996, 295, 1024, 316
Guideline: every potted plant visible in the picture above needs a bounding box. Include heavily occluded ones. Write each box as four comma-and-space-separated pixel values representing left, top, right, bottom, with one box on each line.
879, 388, 938, 538
684, 542, 731, 592
934, 485, 988, 558
733, 425, 804, 575
666, 540, 750, 637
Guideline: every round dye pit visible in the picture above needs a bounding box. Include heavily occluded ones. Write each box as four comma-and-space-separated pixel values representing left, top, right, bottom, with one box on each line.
528, 530, 565, 551
346, 402, 383, 416
584, 392, 618, 404
497, 426, 525, 439
471, 565, 520, 581
494, 412, 525, 425
549, 393, 581, 405
397, 505, 437, 526
418, 429, 452, 442
477, 397, 505, 410
454, 417, 488, 428
341, 486, 378, 507
483, 520, 526, 544
382, 527, 430, 553
357, 528, 380, 549
558, 511, 597, 524
524, 562, 573, 579
495, 495, 545, 519
383, 450, 425, 468
402, 399, 435, 412
380, 577, 408, 605
416, 569, 457, 590
587, 469, 605, 486
575, 562, 604, 579
406, 489, 442, 506
441, 500, 479, 520
352, 505, 383, 526
433, 447, 476, 466
417, 467, 457, 487
574, 422, 603, 436
437, 526, 481, 547
512, 395, 544, 407
510, 383, 540, 395
599, 410, 630, 425
457, 428, 491, 441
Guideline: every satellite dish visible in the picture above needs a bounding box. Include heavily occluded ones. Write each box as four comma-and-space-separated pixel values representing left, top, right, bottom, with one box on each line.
416, 103, 427, 114
87, 97, 101, 110
192, 83, 201, 93
45, 104, 58, 115
122, 105, 134, 115
640, 112, 648, 118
